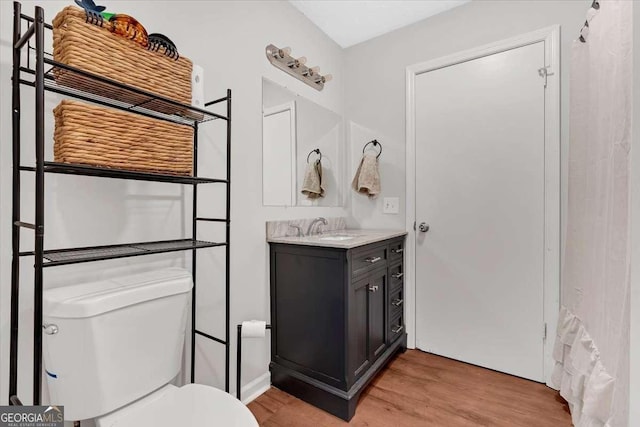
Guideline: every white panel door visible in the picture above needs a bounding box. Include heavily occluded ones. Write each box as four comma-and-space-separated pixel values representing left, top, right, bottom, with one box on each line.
414, 42, 546, 381
263, 102, 296, 206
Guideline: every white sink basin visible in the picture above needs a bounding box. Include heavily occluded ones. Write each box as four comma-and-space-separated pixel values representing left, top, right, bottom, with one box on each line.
317, 235, 356, 241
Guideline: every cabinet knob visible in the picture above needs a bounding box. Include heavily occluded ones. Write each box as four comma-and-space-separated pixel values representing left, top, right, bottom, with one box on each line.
391, 298, 403, 307
365, 256, 382, 264
392, 272, 404, 279
392, 248, 404, 254
368, 285, 379, 292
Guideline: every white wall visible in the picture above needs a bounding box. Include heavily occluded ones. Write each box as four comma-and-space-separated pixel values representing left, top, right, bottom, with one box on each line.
630, 1, 639, 424
0, 0, 348, 410
344, 0, 587, 236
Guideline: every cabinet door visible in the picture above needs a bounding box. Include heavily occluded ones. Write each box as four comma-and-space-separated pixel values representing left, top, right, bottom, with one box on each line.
368, 269, 387, 360
350, 278, 370, 381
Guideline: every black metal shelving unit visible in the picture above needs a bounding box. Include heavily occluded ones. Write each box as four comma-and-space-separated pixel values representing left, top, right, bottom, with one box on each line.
9, 2, 232, 406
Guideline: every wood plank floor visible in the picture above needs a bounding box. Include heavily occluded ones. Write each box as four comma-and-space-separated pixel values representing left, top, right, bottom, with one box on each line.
247, 350, 571, 427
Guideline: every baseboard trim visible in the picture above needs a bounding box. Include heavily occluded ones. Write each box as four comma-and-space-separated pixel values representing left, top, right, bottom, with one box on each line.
241, 372, 271, 405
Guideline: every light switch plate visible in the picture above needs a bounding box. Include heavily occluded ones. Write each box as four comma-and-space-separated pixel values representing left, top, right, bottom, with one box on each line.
383, 197, 400, 214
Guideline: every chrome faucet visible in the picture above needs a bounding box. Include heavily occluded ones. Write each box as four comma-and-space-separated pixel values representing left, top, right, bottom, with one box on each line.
307, 217, 328, 236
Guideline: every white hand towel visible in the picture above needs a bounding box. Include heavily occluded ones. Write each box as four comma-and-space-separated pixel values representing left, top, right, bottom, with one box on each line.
352, 153, 380, 199
301, 159, 325, 199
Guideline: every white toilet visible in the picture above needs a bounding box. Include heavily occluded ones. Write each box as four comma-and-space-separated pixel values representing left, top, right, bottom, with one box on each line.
42, 267, 258, 427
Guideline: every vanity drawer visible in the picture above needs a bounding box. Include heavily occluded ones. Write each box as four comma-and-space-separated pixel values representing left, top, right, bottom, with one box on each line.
389, 286, 404, 318
351, 246, 387, 278
388, 262, 404, 288
388, 313, 404, 344
389, 240, 404, 261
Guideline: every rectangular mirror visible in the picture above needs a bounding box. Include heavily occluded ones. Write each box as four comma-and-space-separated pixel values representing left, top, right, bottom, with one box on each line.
262, 78, 344, 206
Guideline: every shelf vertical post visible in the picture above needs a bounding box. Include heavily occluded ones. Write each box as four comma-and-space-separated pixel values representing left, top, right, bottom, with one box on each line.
225, 89, 231, 393
33, 4, 45, 405
190, 123, 198, 384
9, 0, 22, 403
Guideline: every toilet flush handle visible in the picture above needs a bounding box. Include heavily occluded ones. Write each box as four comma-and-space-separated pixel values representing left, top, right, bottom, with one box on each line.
43, 323, 58, 335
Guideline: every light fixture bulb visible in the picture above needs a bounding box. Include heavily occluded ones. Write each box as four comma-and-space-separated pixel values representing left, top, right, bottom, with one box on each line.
279, 46, 292, 58
308, 66, 320, 76
288, 56, 307, 68
322, 74, 333, 83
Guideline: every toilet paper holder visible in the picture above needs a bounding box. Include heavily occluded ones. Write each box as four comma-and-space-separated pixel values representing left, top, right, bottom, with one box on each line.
236, 321, 271, 401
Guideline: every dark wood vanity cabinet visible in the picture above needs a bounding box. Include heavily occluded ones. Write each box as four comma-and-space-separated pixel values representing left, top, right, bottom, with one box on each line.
269, 236, 407, 421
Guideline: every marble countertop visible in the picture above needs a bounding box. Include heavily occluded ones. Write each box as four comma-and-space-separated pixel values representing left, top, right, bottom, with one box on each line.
267, 229, 407, 249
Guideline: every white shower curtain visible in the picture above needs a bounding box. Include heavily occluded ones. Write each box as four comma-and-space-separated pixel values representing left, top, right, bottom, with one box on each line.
551, 1, 632, 426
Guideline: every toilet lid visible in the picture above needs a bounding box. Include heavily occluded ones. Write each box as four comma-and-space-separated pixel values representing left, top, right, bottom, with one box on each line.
96, 384, 258, 427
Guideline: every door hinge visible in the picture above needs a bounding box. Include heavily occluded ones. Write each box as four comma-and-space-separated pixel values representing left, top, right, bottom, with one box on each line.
543, 323, 547, 340
538, 66, 554, 88
413, 221, 416, 231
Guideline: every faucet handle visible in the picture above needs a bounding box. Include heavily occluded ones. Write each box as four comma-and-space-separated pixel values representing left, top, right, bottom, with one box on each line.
288, 224, 303, 237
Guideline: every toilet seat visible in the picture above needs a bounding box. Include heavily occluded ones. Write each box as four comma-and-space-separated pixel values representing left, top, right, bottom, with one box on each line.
95, 384, 258, 427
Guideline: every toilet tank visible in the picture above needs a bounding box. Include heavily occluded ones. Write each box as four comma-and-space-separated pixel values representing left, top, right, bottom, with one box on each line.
42, 268, 193, 421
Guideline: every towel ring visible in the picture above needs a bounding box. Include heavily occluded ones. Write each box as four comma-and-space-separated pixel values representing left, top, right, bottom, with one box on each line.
307, 148, 322, 163
362, 140, 382, 159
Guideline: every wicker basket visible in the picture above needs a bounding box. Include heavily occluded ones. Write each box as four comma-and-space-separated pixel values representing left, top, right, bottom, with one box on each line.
52, 6, 192, 111
54, 100, 194, 176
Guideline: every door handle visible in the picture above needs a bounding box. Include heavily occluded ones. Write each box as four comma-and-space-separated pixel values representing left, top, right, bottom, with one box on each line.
365, 256, 381, 264
368, 285, 379, 292
392, 272, 404, 279
391, 298, 403, 307
418, 222, 429, 233
42, 324, 58, 335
